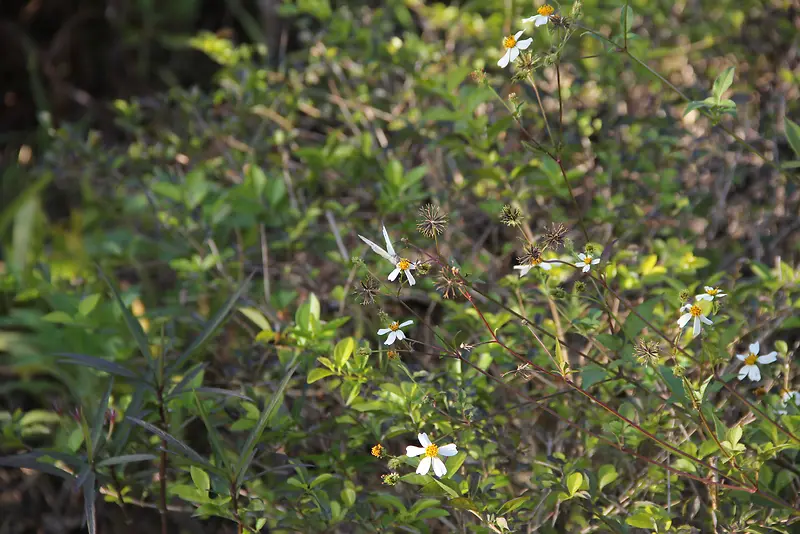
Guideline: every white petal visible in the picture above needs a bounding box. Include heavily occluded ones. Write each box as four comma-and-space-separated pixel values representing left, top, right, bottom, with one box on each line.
498, 49, 512, 68
388, 268, 401, 281
748, 365, 761, 382
385, 331, 397, 345
677, 314, 692, 328
540, 262, 552, 271
578, 253, 587, 261
508, 47, 520, 63
418, 433, 431, 447
794, 393, 800, 406
382, 225, 396, 258
575, 262, 586, 268
416, 456, 432, 476
395, 330, 405, 341
534, 15, 549, 26
405, 270, 416, 286
692, 317, 701, 337
749, 342, 760, 355
717, 293, 727, 298
704, 286, 714, 292
438, 444, 458, 457
358, 235, 395, 263
735, 353, 746, 361
399, 320, 414, 328
700, 315, 713, 325
514, 30, 524, 39
696, 294, 712, 301
406, 446, 426, 457
737, 365, 749, 381
521, 16, 535, 23
377, 328, 391, 335
514, 265, 532, 277
432, 457, 447, 478
757, 351, 777, 364
516, 38, 533, 50
582, 264, 590, 273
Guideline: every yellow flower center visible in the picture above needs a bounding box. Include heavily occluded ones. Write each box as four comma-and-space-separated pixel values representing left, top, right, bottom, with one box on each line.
538, 4, 554, 16
744, 353, 758, 366
502, 35, 517, 49
389, 322, 400, 331
531, 256, 542, 265
397, 259, 411, 271
689, 305, 702, 317
371, 444, 384, 457
425, 444, 439, 458
706, 288, 719, 295
584, 255, 593, 263
387, 350, 399, 360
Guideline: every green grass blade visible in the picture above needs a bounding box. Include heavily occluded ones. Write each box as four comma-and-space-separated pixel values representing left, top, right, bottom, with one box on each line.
98, 268, 153, 363
193, 391, 230, 472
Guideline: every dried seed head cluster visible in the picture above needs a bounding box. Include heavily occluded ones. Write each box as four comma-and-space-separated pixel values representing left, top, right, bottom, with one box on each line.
354, 274, 380, 306
417, 204, 447, 238
542, 222, 567, 250
633, 338, 663, 367
679, 290, 691, 303
436, 265, 465, 300
470, 69, 487, 85
415, 261, 431, 275
381, 472, 400, 485
500, 205, 524, 227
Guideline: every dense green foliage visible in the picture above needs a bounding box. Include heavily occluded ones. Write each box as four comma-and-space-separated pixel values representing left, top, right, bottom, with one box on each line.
2, 0, 800, 532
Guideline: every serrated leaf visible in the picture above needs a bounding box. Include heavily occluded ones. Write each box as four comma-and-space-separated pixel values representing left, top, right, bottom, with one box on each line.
191, 466, 210, 492
785, 118, 800, 158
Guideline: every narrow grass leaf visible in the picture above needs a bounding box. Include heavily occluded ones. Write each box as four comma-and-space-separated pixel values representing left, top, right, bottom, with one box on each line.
127, 416, 207, 466
98, 268, 152, 361
97, 454, 157, 467
58, 353, 137, 379
193, 391, 230, 471
82, 472, 97, 534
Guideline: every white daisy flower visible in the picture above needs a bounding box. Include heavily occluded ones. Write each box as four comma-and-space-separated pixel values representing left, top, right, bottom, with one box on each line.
497, 30, 533, 69
735, 342, 777, 382
358, 225, 417, 286
405, 433, 458, 478
696, 286, 727, 302
513, 252, 552, 277
677, 303, 713, 337
377, 319, 413, 345
522, 4, 555, 27
575, 252, 600, 273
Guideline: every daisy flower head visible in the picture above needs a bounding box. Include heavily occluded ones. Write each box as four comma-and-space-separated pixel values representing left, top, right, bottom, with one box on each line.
575, 252, 600, 273
358, 225, 417, 286
378, 319, 413, 345
405, 433, 458, 478
735, 342, 777, 382
696, 286, 727, 302
522, 4, 555, 26
514, 245, 552, 277
498, 31, 533, 69
677, 303, 712, 337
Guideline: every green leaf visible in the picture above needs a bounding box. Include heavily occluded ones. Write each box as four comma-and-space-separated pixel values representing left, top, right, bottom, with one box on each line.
626, 512, 655, 529
82, 472, 97, 534
89, 379, 114, 460
445, 451, 466, 478
333, 337, 355, 367
189, 466, 209, 493
42, 311, 74, 324
307, 368, 336, 383
58, 353, 137, 379
598, 464, 618, 490
310, 473, 334, 488
712, 66, 735, 102
126, 417, 209, 467
99, 269, 153, 366
497, 496, 530, 515
97, 454, 157, 467
171, 274, 253, 372
341, 487, 356, 507
620, 5, 634, 34
431, 477, 460, 498
683, 100, 709, 117
238, 307, 272, 332
78, 294, 101, 316
580, 364, 608, 389
623, 298, 658, 339
192, 392, 229, 471
785, 118, 800, 158
234, 355, 299, 486
567, 472, 583, 497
